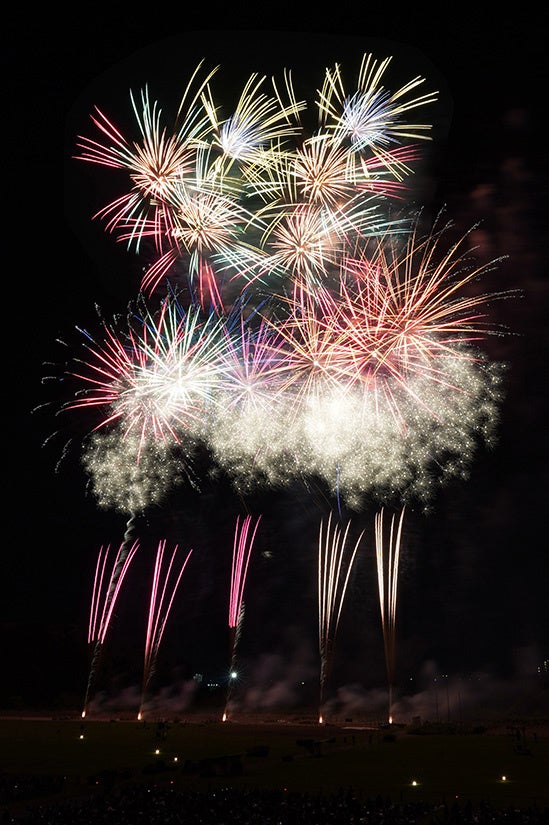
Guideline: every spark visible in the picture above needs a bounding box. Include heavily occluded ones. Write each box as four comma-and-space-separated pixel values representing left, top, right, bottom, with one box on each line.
317, 52, 438, 169
201, 69, 305, 171
215, 311, 287, 415
258, 189, 407, 294
74, 61, 218, 251
82, 539, 139, 718
138, 540, 194, 720
224, 513, 262, 720
136, 149, 267, 305
318, 512, 364, 722
291, 134, 409, 209
81, 427, 194, 515
64, 296, 229, 452
375, 507, 405, 723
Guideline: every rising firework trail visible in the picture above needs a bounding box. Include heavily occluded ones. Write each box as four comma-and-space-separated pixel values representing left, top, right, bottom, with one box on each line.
223, 513, 262, 721
375, 506, 405, 724
82, 539, 140, 718
318, 512, 365, 723
138, 540, 194, 720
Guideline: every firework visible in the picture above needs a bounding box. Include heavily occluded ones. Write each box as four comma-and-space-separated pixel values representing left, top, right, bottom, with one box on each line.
65, 295, 230, 450
375, 507, 405, 723
82, 539, 139, 717
74, 61, 218, 251
81, 428, 194, 515
201, 68, 305, 175
57, 49, 515, 718
138, 540, 194, 720
317, 52, 438, 166
291, 135, 410, 208
223, 514, 262, 721
137, 148, 270, 308
317, 512, 364, 723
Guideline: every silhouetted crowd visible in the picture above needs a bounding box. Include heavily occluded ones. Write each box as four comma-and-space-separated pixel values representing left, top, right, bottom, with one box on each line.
5, 782, 549, 824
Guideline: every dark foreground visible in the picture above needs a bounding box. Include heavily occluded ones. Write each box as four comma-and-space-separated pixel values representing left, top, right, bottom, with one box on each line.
1, 713, 548, 822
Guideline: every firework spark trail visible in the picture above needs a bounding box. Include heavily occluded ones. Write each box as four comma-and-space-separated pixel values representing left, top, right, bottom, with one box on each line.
223, 513, 262, 721
82, 538, 140, 718
138, 540, 194, 720
375, 506, 405, 723
290, 135, 412, 209
318, 512, 365, 723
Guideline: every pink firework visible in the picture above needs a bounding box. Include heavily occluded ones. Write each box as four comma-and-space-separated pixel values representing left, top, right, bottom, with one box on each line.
273, 213, 510, 427
64, 296, 229, 454
82, 539, 140, 717
260, 290, 352, 417
223, 513, 262, 721
138, 540, 194, 720
216, 312, 287, 415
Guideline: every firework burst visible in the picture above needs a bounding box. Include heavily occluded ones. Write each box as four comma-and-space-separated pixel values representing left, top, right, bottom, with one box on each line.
64, 295, 230, 452
317, 52, 438, 172
74, 62, 219, 251
201, 69, 305, 175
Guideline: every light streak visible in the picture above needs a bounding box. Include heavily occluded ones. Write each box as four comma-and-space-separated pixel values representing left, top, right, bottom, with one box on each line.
318, 512, 364, 723
138, 147, 269, 306
74, 61, 219, 251
82, 538, 139, 718
64, 295, 230, 453
317, 52, 438, 164
201, 69, 305, 171
375, 506, 405, 724
223, 513, 262, 721
291, 134, 410, 209
138, 540, 194, 720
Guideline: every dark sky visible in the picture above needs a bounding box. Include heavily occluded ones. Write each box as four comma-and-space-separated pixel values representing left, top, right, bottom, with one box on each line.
4, 11, 548, 719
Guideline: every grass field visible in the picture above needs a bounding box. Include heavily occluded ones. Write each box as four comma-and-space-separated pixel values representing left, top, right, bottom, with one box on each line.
1, 713, 548, 818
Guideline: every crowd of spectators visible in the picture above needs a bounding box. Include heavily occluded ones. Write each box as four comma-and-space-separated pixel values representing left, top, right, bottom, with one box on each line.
4, 781, 549, 824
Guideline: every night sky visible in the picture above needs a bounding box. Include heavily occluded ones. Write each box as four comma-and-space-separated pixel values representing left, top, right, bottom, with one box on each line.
4, 11, 547, 720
